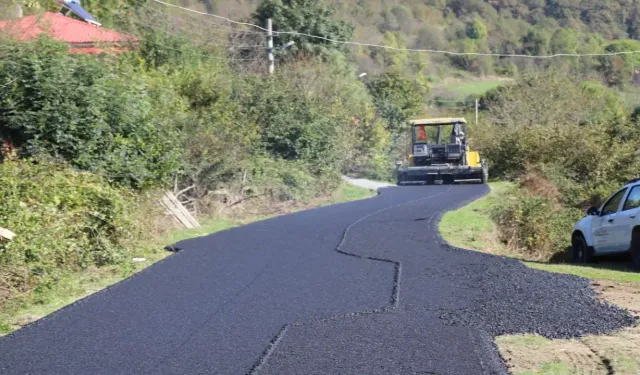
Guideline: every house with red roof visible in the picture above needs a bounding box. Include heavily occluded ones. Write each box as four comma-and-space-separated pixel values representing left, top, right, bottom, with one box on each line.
0, 12, 137, 54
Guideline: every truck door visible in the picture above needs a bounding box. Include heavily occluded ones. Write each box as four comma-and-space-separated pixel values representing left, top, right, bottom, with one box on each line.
615, 185, 640, 252
592, 188, 627, 253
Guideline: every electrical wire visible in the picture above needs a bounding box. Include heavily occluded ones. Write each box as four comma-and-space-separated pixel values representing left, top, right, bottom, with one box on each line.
151, 0, 640, 59
151, 0, 270, 32
141, 4, 268, 36
133, 16, 266, 52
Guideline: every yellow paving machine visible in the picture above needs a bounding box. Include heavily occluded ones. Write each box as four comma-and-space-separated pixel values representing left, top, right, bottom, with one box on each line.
396, 118, 488, 185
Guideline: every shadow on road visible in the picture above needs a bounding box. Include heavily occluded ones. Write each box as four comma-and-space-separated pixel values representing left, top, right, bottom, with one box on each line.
532, 251, 638, 274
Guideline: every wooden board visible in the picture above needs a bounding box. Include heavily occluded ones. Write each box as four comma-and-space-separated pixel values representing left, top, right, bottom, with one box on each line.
0, 227, 15, 241
160, 191, 200, 229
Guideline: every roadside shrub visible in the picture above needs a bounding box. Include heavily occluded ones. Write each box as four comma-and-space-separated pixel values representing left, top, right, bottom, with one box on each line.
0, 159, 143, 295
493, 188, 583, 261
480, 71, 640, 260
0, 39, 182, 190
246, 157, 337, 201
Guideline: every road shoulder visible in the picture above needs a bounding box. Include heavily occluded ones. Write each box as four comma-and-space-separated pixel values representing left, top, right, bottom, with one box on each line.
439, 182, 640, 375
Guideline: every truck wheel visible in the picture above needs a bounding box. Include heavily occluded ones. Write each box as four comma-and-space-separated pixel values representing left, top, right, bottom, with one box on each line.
572, 233, 593, 264
632, 228, 640, 271
397, 172, 405, 186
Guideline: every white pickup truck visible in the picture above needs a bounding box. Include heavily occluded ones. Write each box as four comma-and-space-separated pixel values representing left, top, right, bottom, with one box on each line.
572, 178, 640, 270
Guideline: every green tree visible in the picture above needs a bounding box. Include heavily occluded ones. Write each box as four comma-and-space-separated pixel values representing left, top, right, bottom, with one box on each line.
550, 28, 577, 54
414, 25, 446, 50
366, 71, 428, 135
390, 5, 414, 33
466, 17, 488, 40
374, 32, 409, 69
627, 3, 640, 40
599, 39, 640, 87
253, 0, 354, 56
522, 28, 550, 56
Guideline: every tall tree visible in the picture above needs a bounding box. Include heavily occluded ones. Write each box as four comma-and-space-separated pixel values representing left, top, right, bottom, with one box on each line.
253, 0, 354, 56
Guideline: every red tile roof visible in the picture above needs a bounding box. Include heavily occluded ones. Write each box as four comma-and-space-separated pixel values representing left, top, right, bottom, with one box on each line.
0, 12, 137, 47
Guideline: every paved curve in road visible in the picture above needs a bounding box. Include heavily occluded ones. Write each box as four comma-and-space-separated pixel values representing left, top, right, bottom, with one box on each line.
0, 185, 633, 375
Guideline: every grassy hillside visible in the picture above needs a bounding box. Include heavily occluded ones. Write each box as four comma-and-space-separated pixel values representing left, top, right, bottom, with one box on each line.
122, 0, 640, 86
6, 0, 640, 85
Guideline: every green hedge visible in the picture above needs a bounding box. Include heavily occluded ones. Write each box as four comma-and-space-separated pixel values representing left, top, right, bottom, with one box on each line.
0, 39, 182, 190
0, 159, 142, 294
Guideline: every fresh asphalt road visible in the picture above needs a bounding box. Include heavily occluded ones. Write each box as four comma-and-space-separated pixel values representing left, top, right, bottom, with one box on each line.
0, 185, 633, 375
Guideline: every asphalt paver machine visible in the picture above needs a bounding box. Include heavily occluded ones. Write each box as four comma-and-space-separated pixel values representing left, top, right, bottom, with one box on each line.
396, 117, 488, 185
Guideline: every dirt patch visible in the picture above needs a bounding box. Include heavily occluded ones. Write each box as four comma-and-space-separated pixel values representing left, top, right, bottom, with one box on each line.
497, 280, 640, 375
592, 280, 640, 317
519, 168, 562, 207
497, 334, 606, 375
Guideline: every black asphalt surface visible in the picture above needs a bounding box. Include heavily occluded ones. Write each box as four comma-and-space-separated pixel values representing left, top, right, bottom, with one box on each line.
0, 185, 634, 375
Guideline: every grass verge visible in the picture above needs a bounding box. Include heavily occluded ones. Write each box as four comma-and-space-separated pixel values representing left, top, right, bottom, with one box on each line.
440, 181, 640, 375
439, 182, 640, 283
0, 182, 375, 335
496, 280, 640, 375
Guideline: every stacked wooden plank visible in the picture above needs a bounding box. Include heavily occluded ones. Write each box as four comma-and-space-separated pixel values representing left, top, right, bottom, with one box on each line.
160, 191, 200, 229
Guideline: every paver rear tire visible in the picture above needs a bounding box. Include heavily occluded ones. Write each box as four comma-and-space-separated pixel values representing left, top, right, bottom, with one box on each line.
572, 234, 592, 264
632, 229, 640, 271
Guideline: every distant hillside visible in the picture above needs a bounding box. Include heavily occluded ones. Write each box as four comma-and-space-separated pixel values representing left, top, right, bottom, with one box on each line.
170, 0, 640, 84
3, 0, 640, 87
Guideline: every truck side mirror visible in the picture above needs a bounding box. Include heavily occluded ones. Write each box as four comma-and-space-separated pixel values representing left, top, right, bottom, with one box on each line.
587, 207, 599, 216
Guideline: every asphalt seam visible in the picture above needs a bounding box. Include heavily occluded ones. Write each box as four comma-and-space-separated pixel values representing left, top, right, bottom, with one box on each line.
246, 187, 453, 374
334, 187, 452, 308
165, 260, 271, 363
247, 324, 289, 375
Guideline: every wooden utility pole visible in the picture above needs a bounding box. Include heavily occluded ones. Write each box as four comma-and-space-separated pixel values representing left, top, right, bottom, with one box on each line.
267, 18, 274, 75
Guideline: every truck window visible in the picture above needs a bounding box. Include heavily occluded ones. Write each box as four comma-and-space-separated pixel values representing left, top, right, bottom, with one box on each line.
415, 125, 427, 142
623, 186, 640, 211
601, 188, 627, 216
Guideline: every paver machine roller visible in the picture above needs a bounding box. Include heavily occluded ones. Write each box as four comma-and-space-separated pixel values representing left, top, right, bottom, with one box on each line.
396, 117, 488, 185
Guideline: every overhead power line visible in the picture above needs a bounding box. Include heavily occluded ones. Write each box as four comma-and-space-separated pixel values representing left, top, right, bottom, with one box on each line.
151, 0, 270, 32
142, 3, 268, 36
151, 0, 640, 59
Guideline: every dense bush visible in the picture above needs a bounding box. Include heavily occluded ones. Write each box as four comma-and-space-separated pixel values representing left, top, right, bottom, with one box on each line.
0, 159, 143, 294
492, 177, 584, 260
0, 39, 182, 190
478, 71, 640, 260
0, 32, 390, 199
168, 53, 391, 198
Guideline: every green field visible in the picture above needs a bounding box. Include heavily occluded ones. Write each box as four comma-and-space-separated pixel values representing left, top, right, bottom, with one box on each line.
432, 79, 508, 100
440, 182, 640, 283
447, 80, 506, 98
